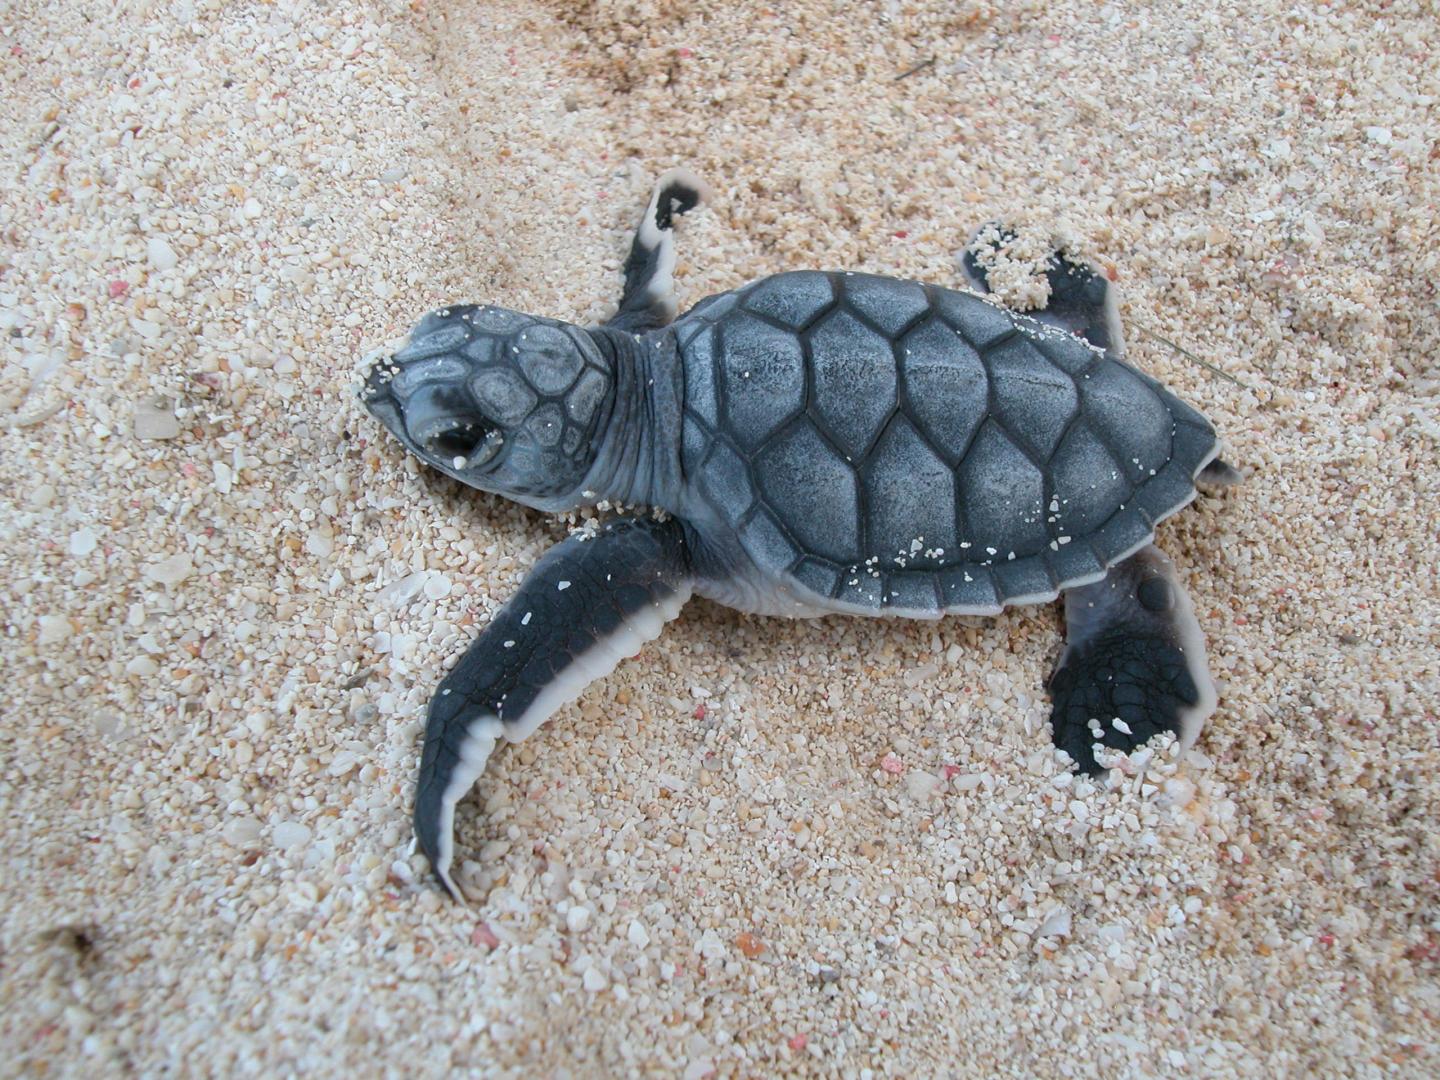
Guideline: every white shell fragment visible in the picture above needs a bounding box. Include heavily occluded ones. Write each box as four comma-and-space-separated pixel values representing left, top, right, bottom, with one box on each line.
132, 396, 182, 440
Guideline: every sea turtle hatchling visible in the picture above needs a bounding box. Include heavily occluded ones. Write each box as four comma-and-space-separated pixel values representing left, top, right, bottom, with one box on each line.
360, 170, 1239, 900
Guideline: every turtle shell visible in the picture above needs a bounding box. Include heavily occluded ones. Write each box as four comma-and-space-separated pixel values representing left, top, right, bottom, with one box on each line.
673, 271, 1219, 616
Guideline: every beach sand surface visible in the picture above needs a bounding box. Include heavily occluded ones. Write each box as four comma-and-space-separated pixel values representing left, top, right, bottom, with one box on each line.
2, 0, 1437, 1074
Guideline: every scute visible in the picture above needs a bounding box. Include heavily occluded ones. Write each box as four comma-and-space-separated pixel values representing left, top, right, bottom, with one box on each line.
719, 313, 806, 451
899, 318, 988, 462
956, 420, 1050, 560
862, 417, 956, 568
931, 290, 1016, 350
1080, 363, 1172, 478
1048, 422, 1129, 534
471, 367, 537, 425
756, 424, 859, 564
516, 325, 584, 394
741, 271, 835, 329
697, 438, 754, 527
986, 335, 1078, 461
671, 270, 1219, 614
843, 273, 929, 337
809, 309, 897, 461
683, 325, 720, 427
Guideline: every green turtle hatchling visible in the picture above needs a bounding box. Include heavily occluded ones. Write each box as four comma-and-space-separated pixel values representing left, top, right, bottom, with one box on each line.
360, 170, 1237, 899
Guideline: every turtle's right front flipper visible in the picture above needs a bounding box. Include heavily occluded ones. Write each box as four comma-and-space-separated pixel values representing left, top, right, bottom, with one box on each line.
605, 168, 709, 332
414, 516, 693, 900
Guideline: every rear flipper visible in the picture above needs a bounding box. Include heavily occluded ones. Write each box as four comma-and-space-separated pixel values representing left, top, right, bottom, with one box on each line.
605, 168, 709, 332
962, 222, 1125, 356
414, 516, 692, 899
1048, 545, 1217, 773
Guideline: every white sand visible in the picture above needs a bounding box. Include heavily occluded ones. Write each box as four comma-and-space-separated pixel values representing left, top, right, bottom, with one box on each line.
2, 0, 1438, 1075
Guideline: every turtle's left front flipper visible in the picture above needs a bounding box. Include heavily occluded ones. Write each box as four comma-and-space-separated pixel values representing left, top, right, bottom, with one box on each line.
1048, 546, 1217, 773
605, 168, 709, 332
414, 516, 693, 899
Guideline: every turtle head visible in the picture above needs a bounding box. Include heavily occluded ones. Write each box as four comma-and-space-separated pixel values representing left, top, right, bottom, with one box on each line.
360, 305, 613, 511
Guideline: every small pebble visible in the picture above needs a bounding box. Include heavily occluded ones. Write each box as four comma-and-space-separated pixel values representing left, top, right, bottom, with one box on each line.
222, 818, 263, 847
272, 821, 311, 849
582, 967, 608, 993
144, 553, 193, 586
147, 237, 179, 271
38, 615, 73, 645
132, 397, 181, 440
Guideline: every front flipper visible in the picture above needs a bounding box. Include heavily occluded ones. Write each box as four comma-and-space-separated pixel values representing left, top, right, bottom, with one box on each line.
414, 516, 693, 899
605, 168, 709, 333
962, 222, 1125, 356
1048, 545, 1217, 773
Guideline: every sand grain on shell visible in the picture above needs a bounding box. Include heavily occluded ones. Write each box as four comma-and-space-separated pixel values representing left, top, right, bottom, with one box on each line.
2, 0, 1438, 1075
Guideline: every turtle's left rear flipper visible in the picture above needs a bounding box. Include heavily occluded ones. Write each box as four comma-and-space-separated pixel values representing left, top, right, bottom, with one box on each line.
1048, 546, 1217, 773
605, 169, 709, 332
414, 516, 693, 899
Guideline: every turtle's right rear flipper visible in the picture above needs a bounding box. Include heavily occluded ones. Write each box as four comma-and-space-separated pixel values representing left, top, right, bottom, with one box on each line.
1049, 546, 1217, 773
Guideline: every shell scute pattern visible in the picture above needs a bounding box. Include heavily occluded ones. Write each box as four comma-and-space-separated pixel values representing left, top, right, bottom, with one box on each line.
676, 271, 1215, 614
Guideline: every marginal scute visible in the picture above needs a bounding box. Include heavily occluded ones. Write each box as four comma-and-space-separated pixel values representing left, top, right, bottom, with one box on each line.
993, 556, 1055, 602
1092, 507, 1155, 565
1047, 541, 1107, 585
682, 291, 738, 324
899, 318, 988, 462
1134, 462, 1198, 522
885, 572, 940, 612
808, 309, 897, 460
741, 271, 835, 329
719, 312, 806, 451
835, 569, 883, 610
756, 424, 859, 564
791, 556, 841, 601
937, 564, 999, 611
738, 508, 799, 572
844, 273, 929, 337
681, 416, 709, 478
862, 416, 957, 568
1033, 328, 1101, 377
986, 336, 1079, 461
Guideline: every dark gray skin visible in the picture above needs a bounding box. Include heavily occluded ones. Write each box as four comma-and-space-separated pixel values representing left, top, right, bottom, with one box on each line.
360, 172, 1233, 900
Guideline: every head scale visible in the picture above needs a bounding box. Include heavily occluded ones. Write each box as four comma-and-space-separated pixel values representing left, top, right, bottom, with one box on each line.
360, 305, 613, 510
